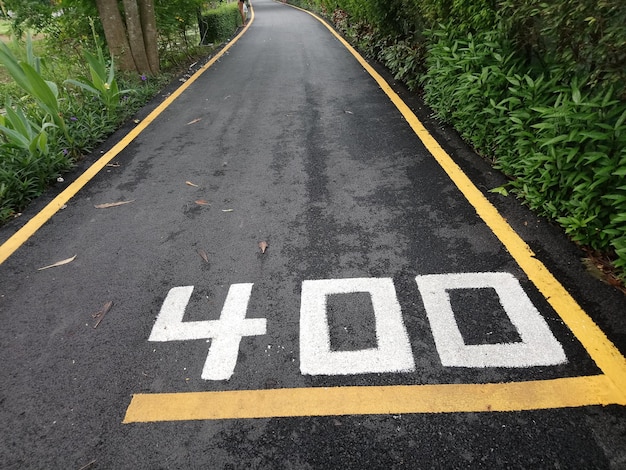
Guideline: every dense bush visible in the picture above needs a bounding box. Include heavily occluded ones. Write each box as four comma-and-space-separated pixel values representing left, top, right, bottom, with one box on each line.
499, 0, 626, 98
199, 2, 242, 44
422, 25, 626, 272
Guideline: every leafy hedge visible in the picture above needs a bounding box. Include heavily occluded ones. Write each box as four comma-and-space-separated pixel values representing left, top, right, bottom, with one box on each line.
289, 0, 626, 279
199, 2, 242, 44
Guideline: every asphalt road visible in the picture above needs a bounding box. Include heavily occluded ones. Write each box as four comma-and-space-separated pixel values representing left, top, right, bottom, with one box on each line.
1, 0, 625, 468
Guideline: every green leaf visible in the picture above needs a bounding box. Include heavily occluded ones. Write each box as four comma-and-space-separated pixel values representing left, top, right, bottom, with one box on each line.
0, 124, 31, 149
489, 185, 509, 196
611, 213, 626, 224
579, 131, 608, 141
572, 84, 582, 105
540, 135, 568, 147
615, 109, 626, 130
4, 103, 31, 139
84, 50, 107, 83
0, 42, 30, 93
21, 63, 59, 115
531, 122, 556, 131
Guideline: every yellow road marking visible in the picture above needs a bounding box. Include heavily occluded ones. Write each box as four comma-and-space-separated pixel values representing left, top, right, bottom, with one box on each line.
124, 4, 626, 422
0, 12, 255, 267
124, 375, 620, 422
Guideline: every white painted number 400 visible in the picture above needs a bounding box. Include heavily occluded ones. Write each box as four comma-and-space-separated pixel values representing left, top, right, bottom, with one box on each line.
149, 273, 567, 381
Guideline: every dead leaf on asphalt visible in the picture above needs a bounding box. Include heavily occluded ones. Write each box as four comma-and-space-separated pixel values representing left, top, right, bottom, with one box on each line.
187, 118, 202, 125
195, 199, 210, 206
92, 301, 113, 329
197, 249, 209, 264
185, 181, 199, 187
37, 255, 77, 271
94, 200, 135, 209
78, 459, 97, 470
258, 241, 269, 254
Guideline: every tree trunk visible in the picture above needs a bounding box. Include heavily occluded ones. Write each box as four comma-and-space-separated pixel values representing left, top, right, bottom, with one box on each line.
121, 0, 151, 75
95, 0, 136, 72
138, 0, 160, 75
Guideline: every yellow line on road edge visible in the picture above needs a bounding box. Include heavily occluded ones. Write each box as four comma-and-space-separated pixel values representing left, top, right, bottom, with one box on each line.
124, 375, 618, 422
0, 11, 255, 267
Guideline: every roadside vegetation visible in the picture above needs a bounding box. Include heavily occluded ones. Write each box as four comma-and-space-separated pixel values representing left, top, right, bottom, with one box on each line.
0, 0, 241, 224
288, 0, 626, 284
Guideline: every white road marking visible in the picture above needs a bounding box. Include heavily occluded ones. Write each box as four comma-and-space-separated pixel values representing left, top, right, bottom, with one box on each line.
149, 284, 267, 380
148, 273, 567, 380
416, 272, 567, 368
299, 278, 415, 375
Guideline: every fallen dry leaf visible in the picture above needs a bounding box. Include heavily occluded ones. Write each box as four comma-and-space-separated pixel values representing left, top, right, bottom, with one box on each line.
185, 181, 199, 187
259, 241, 269, 254
187, 118, 202, 125
197, 249, 209, 263
195, 199, 210, 206
78, 459, 97, 470
92, 301, 113, 329
94, 200, 134, 209
38, 255, 77, 271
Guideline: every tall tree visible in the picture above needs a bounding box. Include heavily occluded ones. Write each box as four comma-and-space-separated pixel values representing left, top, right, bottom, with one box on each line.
95, 0, 136, 72
138, 0, 159, 74
94, 0, 159, 75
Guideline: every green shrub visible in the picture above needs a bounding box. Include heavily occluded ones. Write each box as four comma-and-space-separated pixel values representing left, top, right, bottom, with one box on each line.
199, 2, 241, 44
504, 79, 626, 260
422, 26, 523, 153
422, 19, 626, 277
499, 0, 626, 99
379, 38, 425, 91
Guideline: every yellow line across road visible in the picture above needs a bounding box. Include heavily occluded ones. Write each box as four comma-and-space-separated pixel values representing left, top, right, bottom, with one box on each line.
124, 375, 620, 422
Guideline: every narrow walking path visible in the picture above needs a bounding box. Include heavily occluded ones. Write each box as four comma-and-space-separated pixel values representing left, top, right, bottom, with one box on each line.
0, 1, 624, 468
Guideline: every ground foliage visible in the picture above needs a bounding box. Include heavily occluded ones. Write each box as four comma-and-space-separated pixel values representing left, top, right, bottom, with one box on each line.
289, 0, 626, 281
0, 0, 234, 224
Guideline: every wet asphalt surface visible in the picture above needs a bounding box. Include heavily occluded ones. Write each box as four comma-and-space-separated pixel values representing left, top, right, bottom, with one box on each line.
1, 0, 625, 468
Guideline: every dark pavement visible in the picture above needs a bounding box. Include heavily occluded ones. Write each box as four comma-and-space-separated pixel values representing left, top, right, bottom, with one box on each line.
1, 0, 625, 468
